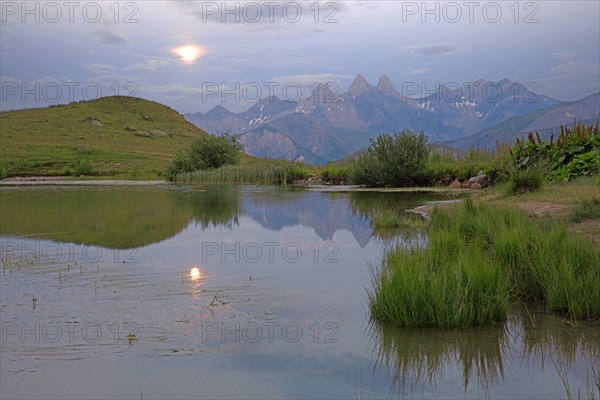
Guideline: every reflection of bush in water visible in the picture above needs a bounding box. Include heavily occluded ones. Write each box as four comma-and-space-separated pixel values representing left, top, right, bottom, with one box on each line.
370, 309, 600, 395
187, 185, 240, 229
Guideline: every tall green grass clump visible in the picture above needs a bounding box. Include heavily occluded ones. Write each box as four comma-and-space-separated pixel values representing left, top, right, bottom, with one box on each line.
173, 162, 308, 184
369, 230, 508, 328
319, 163, 349, 185
423, 148, 504, 184
571, 197, 600, 222
507, 168, 544, 194
369, 199, 600, 328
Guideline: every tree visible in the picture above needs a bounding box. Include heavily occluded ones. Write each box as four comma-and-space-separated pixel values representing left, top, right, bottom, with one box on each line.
350, 130, 429, 187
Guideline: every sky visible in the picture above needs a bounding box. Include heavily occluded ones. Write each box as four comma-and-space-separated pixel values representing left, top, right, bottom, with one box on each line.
1, 0, 599, 113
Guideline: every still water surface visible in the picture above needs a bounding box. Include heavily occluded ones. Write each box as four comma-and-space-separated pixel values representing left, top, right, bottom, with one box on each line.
1, 184, 598, 399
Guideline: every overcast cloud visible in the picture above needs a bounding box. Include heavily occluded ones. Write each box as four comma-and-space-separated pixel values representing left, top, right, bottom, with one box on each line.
1, 0, 598, 113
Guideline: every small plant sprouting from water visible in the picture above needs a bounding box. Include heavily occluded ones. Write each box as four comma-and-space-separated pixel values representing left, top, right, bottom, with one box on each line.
127, 332, 136, 346
209, 291, 220, 307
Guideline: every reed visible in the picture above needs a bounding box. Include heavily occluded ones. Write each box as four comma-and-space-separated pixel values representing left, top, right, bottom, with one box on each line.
369, 199, 600, 327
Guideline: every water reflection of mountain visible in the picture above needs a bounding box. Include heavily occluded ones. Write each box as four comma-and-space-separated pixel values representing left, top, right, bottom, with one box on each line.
0, 184, 446, 250
241, 191, 373, 247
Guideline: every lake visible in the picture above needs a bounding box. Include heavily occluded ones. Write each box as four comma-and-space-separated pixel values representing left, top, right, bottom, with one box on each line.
1, 184, 598, 399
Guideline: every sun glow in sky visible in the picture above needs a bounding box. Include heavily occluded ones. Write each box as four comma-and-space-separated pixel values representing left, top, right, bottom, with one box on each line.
1, 1, 598, 113
172, 45, 205, 64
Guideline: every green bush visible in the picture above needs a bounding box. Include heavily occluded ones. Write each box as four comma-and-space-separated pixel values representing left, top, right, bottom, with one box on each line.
350, 130, 429, 187
511, 123, 600, 182
508, 168, 544, 195
73, 159, 95, 176
166, 133, 243, 180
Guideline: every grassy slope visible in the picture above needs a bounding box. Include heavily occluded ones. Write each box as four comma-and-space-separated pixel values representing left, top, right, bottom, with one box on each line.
0, 96, 212, 179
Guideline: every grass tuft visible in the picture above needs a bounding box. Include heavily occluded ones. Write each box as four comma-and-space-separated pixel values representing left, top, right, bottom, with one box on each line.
369, 199, 600, 328
571, 197, 600, 223
508, 169, 544, 195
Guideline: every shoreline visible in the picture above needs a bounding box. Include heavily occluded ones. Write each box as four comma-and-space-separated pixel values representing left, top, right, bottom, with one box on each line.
1, 176, 471, 192
0, 177, 167, 186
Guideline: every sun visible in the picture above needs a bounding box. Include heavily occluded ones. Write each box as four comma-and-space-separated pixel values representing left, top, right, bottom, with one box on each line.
172, 45, 205, 64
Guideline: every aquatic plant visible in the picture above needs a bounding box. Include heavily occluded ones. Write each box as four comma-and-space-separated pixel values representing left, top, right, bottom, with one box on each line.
369, 199, 600, 327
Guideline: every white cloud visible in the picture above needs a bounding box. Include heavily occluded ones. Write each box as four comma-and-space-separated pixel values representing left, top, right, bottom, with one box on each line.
400, 43, 466, 56
123, 60, 171, 72
405, 68, 431, 76
551, 61, 587, 73
143, 84, 208, 96
81, 63, 117, 74
552, 51, 576, 59
93, 29, 128, 44
269, 74, 355, 85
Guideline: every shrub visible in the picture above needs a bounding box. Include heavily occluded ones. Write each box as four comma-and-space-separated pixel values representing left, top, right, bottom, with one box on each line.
350, 130, 429, 187
166, 133, 243, 180
73, 159, 95, 176
508, 168, 543, 195
511, 123, 600, 182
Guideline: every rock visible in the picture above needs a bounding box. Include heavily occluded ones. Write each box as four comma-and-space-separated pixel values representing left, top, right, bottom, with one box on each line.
149, 130, 170, 138
465, 171, 490, 188
478, 175, 490, 188
441, 175, 454, 186
449, 178, 462, 189
91, 119, 103, 127
470, 182, 482, 190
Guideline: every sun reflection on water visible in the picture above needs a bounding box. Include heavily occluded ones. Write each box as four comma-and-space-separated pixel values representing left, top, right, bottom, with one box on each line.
190, 267, 201, 281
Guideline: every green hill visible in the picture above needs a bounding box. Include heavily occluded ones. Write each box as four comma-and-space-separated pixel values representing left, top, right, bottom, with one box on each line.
0, 96, 212, 179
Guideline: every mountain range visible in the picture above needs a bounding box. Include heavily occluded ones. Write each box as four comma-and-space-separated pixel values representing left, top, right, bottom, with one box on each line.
185, 74, 599, 162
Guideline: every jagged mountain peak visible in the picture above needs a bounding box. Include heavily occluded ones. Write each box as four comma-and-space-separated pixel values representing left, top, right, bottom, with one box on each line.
377, 74, 398, 95
185, 74, 573, 163
348, 74, 373, 95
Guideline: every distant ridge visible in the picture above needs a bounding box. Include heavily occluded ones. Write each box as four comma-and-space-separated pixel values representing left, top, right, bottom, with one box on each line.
185, 74, 576, 162
443, 92, 600, 150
